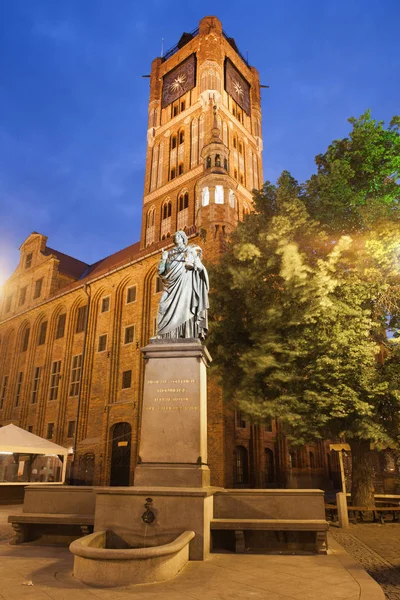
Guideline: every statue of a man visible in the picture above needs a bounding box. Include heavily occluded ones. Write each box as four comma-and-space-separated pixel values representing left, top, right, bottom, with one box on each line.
156, 230, 209, 340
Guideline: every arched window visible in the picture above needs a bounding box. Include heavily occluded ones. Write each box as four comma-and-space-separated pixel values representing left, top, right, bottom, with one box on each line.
215, 185, 224, 204
178, 163, 184, 175
146, 206, 155, 228
201, 187, 209, 207
178, 192, 189, 212
235, 445, 248, 485
146, 206, 156, 246
162, 201, 171, 220
179, 130, 184, 144
171, 136, 177, 150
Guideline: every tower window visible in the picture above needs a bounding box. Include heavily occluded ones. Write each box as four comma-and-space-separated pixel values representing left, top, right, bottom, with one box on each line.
180, 100, 185, 112
215, 185, 224, 204
172, 103, 179, 117
162, 201, 172, 220
201, 187, 210, 207
170, 168, 176, 180
178, 163, 184, 175
179, 130, 184, 144
171, 136, 177, 150
178, 192, 189, 212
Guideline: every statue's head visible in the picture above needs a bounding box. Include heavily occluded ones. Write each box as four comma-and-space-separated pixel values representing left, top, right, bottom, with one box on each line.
174, 230, 188, 246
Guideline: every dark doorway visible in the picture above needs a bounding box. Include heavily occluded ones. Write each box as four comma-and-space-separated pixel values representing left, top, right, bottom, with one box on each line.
110, 422, 131, 486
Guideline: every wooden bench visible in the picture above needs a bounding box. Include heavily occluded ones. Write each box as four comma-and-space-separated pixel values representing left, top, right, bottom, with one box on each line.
8, 513, 94, 544
325, 503, 400, 524
210, 518, 329, 554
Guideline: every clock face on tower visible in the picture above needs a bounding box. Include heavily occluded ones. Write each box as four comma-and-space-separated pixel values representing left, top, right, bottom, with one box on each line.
225, 58, 250, 115
162, 54, 196, 108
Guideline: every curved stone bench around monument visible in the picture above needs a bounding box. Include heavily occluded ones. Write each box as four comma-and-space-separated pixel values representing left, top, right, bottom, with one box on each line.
70, 529, 195, 587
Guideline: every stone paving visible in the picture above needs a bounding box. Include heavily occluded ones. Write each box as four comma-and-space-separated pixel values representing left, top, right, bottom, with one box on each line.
0, 505, 384, 599
330, 523, 400, 600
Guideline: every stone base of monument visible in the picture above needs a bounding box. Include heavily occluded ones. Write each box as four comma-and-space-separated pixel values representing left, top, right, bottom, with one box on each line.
135, 339, 211, 489
67, 339, 328, 586
93, 486, 217, 561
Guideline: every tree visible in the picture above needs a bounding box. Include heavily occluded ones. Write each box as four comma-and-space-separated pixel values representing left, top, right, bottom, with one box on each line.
209, 113, 400, 506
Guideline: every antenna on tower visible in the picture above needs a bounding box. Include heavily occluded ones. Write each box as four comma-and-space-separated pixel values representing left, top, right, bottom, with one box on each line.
161, 38, 164, 57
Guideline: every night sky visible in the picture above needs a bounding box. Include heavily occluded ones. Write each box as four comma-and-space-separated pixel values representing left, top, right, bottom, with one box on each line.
0, 0, 399, 285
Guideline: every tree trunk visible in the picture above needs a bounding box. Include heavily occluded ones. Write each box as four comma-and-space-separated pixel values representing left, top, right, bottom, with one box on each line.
349, 439, 375, 507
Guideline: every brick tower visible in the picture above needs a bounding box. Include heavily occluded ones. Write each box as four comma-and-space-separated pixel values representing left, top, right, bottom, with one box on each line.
140, 16, 263, 256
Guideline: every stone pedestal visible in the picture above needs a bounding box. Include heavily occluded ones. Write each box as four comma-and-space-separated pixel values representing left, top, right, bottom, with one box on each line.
135, 339, 211, 488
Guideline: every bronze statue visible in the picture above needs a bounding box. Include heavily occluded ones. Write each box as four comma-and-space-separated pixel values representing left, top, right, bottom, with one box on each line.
156, 231, 209, 340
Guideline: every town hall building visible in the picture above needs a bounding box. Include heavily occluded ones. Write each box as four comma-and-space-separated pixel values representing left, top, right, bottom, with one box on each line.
0, 16, 339, 490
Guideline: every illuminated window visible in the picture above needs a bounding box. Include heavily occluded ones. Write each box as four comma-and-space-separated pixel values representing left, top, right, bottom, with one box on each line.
215, 185, 224, 204
201, 187, 210, 207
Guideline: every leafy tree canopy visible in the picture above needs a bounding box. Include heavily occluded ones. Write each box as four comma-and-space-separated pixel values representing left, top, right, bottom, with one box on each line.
209, 112, 400, 457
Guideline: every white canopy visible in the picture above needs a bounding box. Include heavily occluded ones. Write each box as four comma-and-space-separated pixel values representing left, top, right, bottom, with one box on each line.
0, 424, 68, 457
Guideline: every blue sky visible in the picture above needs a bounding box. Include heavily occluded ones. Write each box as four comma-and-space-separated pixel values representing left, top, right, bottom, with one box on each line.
0, 0, 399, 284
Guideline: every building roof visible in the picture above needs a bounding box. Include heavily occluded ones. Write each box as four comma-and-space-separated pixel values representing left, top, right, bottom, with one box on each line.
84, 241, 142, 279
0, 424, 68, 456
44, 247, 89, 280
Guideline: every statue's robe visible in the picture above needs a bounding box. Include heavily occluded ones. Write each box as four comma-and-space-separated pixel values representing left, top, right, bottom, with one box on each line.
157, 245, 209, 340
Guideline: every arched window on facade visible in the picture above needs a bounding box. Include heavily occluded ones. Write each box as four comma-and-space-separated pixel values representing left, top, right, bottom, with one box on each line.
177, 191, 189, 230
146, 206, 156, 246
161, 200, 172, 240
235, 445, 249, 485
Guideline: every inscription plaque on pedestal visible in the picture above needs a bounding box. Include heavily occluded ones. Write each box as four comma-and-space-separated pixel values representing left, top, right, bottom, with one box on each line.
135, 339, 211, 487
